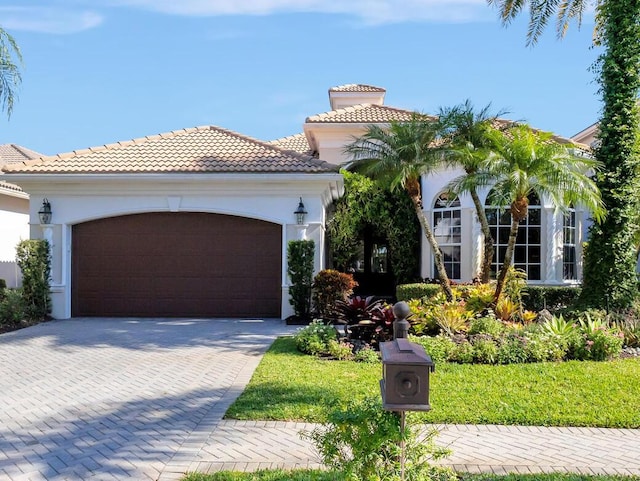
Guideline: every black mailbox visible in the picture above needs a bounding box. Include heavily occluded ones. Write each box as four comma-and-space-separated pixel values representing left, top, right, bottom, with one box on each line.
380, 338, 435, 412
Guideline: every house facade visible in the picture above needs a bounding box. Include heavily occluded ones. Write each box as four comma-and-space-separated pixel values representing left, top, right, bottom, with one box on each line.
2, 85, 588, 319
0, 144, 43, 287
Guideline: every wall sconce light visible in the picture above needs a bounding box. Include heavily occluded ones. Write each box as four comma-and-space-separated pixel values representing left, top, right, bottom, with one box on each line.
294, 197, 307, 225
38, 198, 52, 225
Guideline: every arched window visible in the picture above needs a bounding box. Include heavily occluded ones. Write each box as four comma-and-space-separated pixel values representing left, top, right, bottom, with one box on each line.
563, 206, 577, 280
485, 192, 541, 280
433, 193, 461, 279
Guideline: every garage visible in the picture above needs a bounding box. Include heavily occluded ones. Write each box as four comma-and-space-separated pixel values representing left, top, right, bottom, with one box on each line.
72, 212, 282, 318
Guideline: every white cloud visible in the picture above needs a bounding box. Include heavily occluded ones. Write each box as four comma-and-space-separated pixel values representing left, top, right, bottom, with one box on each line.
0, 6, 103, 34
108, 0, 493, 24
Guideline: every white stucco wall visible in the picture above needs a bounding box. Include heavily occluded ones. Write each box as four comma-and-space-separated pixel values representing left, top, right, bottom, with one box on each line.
12, 173, 342, 319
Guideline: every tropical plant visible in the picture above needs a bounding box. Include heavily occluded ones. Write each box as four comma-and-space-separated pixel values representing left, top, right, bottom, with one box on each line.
541, 314, 578, 339
434, 300, 471, 336
287, 240, 315, 321
311, 269, 357, 321
334, 296, 395, 346
439, 100, 510, 283
0, 27, 22, 118
475, 125, 605, 303
488, 0, 640, 311
344, 115, 454, 301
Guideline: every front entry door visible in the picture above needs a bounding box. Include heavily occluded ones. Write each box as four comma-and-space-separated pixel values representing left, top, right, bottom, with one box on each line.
351, 226, 395, 299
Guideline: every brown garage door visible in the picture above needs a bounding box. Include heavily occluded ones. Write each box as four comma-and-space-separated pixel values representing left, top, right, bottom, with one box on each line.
72, 212, 282, 317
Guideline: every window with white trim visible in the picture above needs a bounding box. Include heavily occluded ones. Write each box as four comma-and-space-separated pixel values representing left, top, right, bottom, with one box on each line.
563, 207, 577, 280
485, 192, 541, 280
433, 193, 461, 279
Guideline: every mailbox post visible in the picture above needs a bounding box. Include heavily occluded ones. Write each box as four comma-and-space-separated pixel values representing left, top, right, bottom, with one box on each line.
380, 302, 435, 480
380, 338, 435, 412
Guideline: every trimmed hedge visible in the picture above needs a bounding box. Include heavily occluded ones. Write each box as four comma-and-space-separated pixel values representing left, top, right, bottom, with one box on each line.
396, 283, 442, 301
523, 286, 581, 312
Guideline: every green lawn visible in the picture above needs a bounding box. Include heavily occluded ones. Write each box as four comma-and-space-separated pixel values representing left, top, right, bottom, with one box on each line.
225, 337, 640, 428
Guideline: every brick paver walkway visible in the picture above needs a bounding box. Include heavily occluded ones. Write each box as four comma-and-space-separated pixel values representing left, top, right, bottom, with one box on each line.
1, 318, 638, 480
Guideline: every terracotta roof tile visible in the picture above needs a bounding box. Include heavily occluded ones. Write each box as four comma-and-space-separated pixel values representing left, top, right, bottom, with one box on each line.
0, 144, 44, 194
2, 126, 337, 175
306, 103, 432, 124
268, 133, 313, 155
329, 84, 386, 93
0, 144, 43, 167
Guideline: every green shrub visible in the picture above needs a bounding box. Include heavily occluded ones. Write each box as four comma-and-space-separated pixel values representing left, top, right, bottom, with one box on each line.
294, 320, 337, 355
571, 328, 624, 361
353, 346, 380, 363
409, 334, 456, 364
0, 288, 25, 326
327, 339, 354, 360
16, 240, 51, 321
312, 269, 357, 321
396, 283, 442, 302
451, 340, 474, 364
301, 396, 453, 481
524, 286, 581, 312
287, 240, 315, 320
472, 336, 499, 364
468, 315, 504, 337
494, 332, 528, 364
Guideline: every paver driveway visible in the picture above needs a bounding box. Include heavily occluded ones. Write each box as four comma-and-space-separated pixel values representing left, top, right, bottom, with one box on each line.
0, 317, 296, 481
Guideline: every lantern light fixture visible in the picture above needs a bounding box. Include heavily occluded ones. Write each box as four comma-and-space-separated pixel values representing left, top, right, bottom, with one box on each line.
294, 197, 307, 225
38, 198, 52, 225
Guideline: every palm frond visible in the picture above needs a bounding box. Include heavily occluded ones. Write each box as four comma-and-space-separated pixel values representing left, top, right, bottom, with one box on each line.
0, 28, 23, 117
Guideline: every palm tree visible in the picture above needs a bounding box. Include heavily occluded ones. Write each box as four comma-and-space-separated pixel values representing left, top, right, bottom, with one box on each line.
487, 0, 640, 309
343, 115, 454, 301
438, 100, 511, 283
479, 124, 605, 303
0, 27, 22, 118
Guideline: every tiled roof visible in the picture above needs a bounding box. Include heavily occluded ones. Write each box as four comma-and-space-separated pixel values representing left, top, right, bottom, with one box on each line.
3, 126, 337, 174
329, 84, 386, 93
0, 144, 43, 167
0, 180, 26, 194
0, 144, 43, 195
268, 133, 313, 155
306, 103, 431, 124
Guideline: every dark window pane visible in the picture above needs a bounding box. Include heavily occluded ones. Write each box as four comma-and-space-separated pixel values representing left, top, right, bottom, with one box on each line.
514, 246, 526, 263
529, 246, 541, 263
500, 210, 511, 224
452, 264, 461, 279
528, 265, 541, 280
486, 209, 497, 224
516, 227, 526, 244
499, 227, 511, 244
528, 227, 541, 244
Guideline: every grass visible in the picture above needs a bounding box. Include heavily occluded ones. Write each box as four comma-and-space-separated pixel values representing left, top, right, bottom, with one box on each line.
225, 337, 640, 428
183, 470, 640, 481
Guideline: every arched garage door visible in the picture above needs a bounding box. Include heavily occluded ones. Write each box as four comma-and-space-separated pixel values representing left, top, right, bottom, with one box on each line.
72, 212, 282, 317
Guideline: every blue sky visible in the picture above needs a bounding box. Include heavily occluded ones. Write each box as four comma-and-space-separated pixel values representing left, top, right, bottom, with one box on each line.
0, 1, 600, 156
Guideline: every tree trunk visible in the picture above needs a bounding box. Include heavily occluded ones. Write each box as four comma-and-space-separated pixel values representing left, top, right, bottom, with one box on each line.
493, 215, 520, 304
470, 188, 494, 283
405, 181, 453, 301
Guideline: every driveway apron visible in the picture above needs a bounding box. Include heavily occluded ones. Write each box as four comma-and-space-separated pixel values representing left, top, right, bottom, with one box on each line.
0, 318, 296, 481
